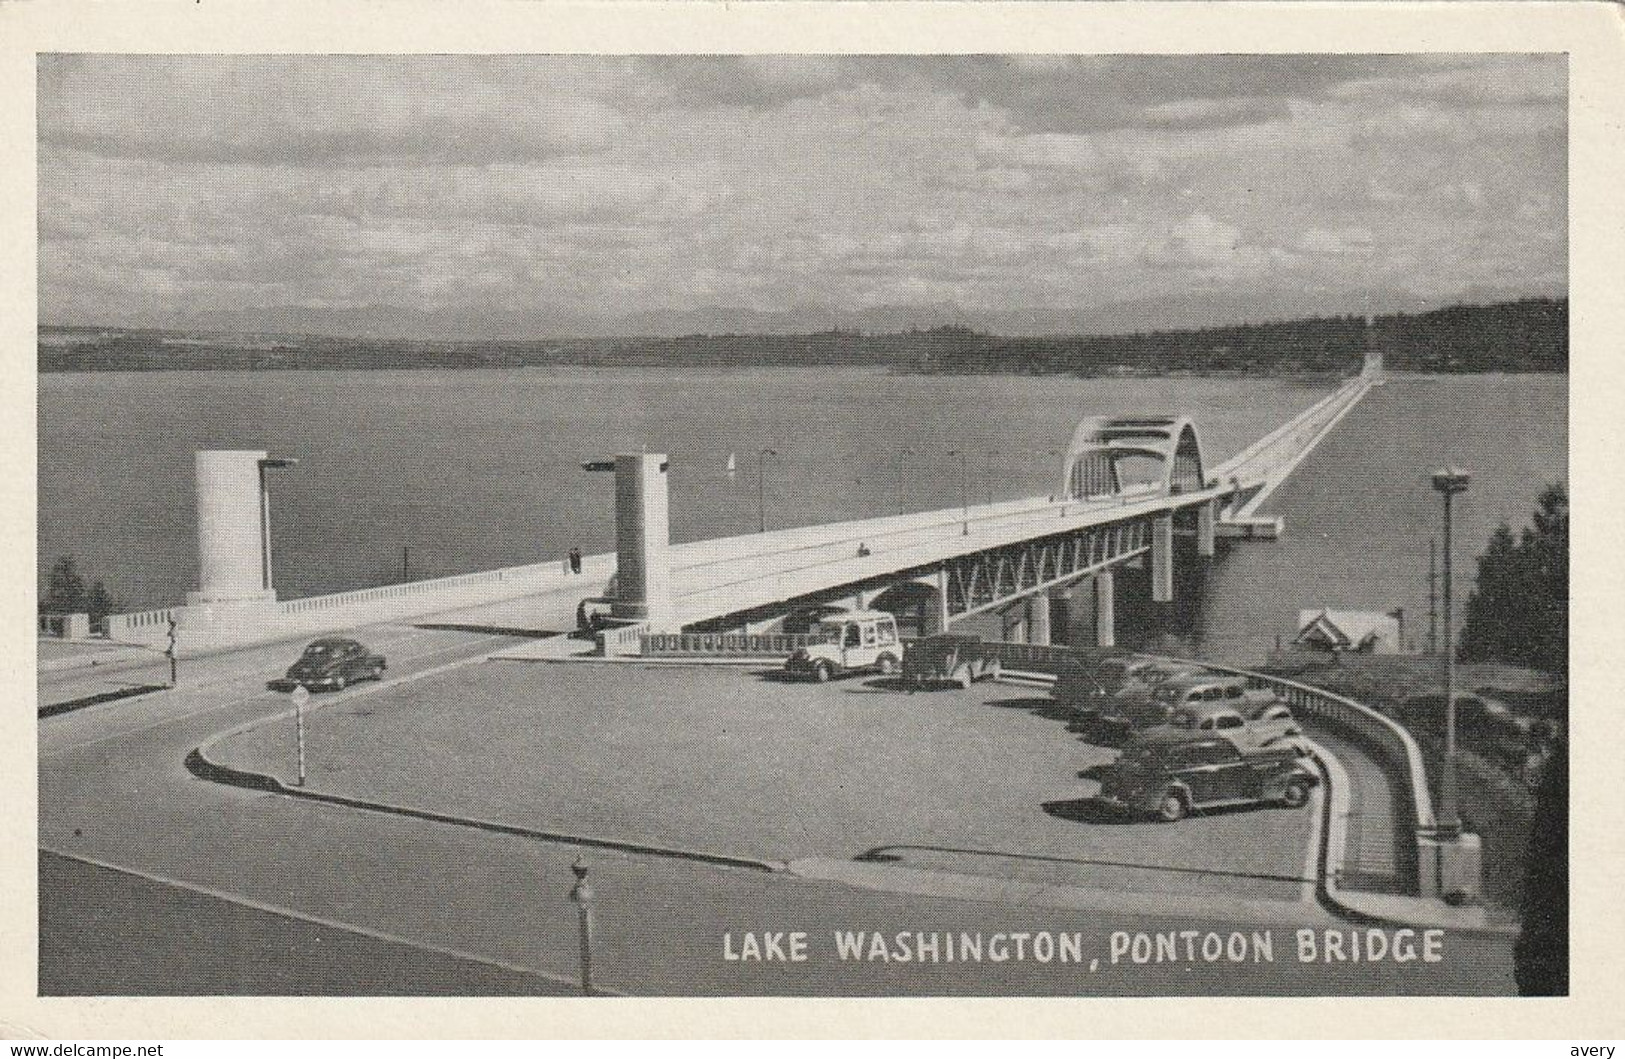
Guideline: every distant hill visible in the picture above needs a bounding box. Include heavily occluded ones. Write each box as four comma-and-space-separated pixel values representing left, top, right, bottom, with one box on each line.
38, 297, 1566, 375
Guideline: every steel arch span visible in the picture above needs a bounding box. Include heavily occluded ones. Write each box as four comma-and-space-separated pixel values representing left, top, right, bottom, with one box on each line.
1059, 415, 1207, 499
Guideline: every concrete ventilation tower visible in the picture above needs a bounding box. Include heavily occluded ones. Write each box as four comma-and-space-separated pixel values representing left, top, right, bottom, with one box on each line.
610, 453, 676, 631
180, 449, 292, 653
189, 450, 278, 606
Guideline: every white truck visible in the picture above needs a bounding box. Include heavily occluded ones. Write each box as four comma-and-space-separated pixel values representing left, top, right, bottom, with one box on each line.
784, 609, 903, 683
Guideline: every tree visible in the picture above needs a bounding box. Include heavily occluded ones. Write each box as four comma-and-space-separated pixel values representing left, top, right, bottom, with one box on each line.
43, 556, 86, 615
85, 580, 118, 625
1459, 482, 1568, 674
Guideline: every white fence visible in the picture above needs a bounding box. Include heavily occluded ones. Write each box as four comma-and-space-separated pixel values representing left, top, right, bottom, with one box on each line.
102, 607, 177, 644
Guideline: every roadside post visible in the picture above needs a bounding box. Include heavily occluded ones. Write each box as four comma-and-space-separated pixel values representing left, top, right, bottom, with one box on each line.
291, 684, 309, 787
165, 616, 178, 687
569, 857, 595, 995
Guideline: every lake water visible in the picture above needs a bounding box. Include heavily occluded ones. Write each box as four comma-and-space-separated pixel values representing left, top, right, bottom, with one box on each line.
38, 368, 1565, 663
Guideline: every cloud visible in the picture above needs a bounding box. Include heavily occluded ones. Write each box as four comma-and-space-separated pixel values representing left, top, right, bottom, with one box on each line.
39, 55, 624, 167
36, 54, 1567, 330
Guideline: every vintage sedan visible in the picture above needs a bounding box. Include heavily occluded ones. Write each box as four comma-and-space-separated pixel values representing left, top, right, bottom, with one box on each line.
1155, 700, 1308, 753
271, 637, 387, 692
901, 633, 1001, 691
1097, 731, 1319, 822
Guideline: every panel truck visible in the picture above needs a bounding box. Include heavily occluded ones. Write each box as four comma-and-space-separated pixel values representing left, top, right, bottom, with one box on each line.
785, 609, 903, 683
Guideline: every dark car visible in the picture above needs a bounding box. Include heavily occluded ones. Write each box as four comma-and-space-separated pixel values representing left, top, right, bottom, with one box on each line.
901, 633, 1000, 691
1096, 730, 1319, 822
272, 637, 386, 691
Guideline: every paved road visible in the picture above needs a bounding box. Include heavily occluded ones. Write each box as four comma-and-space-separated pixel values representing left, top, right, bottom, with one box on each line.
40, 852, 576, 996
37, 621, 1518, 996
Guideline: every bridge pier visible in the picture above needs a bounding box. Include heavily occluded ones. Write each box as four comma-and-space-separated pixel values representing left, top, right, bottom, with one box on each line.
1094, 568, 1115, 648
1152, 513, 1174, 603
1028, 591, 1052, 646
1196, 499, 1216, 559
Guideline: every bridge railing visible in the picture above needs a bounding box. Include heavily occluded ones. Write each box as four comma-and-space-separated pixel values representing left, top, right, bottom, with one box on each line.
1212, 376, 1373, 508
976, 641, 1078, 675
1157, 657, 1436, 894
641, 631, 818, 658
102, 607, 178, 644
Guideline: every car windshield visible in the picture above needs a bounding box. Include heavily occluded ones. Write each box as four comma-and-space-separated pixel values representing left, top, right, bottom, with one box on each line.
816, 622, 845, 640
302, 643, 336, 656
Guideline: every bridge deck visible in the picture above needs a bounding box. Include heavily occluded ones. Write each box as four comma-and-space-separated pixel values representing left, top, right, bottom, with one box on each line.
668, 485, 1215, 625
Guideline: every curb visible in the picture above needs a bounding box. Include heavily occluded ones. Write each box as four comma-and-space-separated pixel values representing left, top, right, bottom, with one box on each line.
184, 744, 784, 874
786, 857, 1326, 926
39, 682, 172, 719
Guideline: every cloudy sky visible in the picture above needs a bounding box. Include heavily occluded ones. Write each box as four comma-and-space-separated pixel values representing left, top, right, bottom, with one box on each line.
38, 53, 1566, 337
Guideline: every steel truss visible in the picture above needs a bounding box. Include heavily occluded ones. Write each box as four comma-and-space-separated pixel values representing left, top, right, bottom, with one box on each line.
942, 516, 1151, 621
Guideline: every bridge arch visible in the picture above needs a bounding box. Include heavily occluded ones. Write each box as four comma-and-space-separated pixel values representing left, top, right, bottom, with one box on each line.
1059, 415, 1207, 499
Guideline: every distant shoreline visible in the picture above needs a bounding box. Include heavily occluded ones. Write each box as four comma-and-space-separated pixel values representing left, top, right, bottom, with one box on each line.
38, 297, 1568, 377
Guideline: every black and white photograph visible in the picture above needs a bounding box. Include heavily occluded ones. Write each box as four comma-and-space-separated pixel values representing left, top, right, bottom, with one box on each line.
10, 0, 1612, 1038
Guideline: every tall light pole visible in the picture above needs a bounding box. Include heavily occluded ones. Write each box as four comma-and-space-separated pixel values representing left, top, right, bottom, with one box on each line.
1432, 467, 1470, 837
896, 447, 914, 516
257, 456, 299, 593
946, 450, 969, 535
757, 448, 777, 534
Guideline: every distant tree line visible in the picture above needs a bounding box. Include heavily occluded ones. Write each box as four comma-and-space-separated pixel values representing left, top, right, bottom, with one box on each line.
1459, 482, 1568, 675
40, 297, 1566, 376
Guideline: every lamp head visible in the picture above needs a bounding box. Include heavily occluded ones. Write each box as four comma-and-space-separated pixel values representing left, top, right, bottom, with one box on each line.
1431, 468, 1470, 495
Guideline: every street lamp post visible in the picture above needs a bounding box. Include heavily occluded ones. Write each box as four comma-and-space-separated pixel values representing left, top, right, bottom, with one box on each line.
568, 857, 596, 995
896, 447, 914, 516
757, 448, 778, 534
946, 450, 969, 535
1432, 467, 1470, 837
257, 456, 300, 593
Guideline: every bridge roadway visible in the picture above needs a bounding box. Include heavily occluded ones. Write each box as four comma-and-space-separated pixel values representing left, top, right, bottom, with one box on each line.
37, 626, 1516, 1000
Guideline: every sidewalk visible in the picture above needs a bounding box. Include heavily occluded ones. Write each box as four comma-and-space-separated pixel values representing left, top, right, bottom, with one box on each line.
38, 637, 156, 674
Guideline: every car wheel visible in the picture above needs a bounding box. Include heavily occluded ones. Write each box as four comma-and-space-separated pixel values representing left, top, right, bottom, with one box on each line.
876, 654, 898, 676
334, 674, 347, 691
985, 660, 1002, 683
814, 662, 834, 684
370, 665, 383, 681
1282, 780, 1312, 808
1156, 790, 1189, 822
956, 668, 973, 690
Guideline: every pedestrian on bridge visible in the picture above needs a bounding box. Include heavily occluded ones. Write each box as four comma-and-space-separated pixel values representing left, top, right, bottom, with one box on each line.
568, 546, 583, 574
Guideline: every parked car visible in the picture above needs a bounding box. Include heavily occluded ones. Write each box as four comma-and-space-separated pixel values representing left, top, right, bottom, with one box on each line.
272, 637, 387, 691
1244, 700, 1307, 750
1097, 730, 1320, 822
902, 633, 1001, 691
1113, 674, 1278, 732
1085, 663, 1210, 731
785, 609, 903, 683
1052, 654, 1137, 715
1154, 701, 1308, 753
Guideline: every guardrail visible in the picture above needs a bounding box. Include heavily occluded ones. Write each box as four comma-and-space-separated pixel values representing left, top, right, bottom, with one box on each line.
598, 622, 649, 657
641, 631, 818, 658
1160, 657, 1435, 895
976, 641, 1078, 675
102, 607, 176, 644
276, 560, 571, 615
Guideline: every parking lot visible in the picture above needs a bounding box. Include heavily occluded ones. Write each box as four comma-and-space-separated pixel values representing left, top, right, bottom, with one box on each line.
209, 659, 1318, 903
